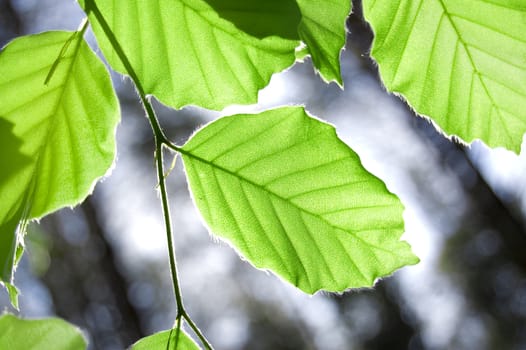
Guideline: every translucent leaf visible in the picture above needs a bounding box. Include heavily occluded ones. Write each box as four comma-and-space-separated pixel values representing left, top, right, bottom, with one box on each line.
79, 0, 300, 110
0, 31, 119, 295
131, 328, 200, 350
296, 0, 351, 85
363, 0, 526, 152
0, 314, 87, 350
181, 107, 418, 294
3, 283, 19, 310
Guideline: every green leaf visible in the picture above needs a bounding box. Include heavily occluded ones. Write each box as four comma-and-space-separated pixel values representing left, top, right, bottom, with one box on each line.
79, 0, 301, 110
296, 0, 351, 85
0, 119, 32, 295
3, 283, 19, 310
0, 314, 87, 350
131, 328, 200, 350
363, 0, 526, 152
180, 107, 418, 294
0, 31, 119, 294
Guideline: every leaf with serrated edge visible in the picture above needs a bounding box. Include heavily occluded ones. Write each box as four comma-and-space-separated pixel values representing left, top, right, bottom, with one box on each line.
0, 314, 87, 350
79, 0, 301, 110
131, 328, 200, 350
363, 0, 526, 152
181, 107, 418, 294
296, 0, 351, 85
0, 31, 119, 298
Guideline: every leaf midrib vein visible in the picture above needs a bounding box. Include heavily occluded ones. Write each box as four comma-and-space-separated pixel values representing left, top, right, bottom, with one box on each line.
180, 148, 400, 255
436, 0, 511, 143
29, 33, 85, 218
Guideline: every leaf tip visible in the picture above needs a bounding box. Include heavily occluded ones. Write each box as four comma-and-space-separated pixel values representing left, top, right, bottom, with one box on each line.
1, 282, 20, 310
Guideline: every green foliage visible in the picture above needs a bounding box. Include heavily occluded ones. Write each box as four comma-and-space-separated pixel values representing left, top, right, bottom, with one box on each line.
0, 30, 119, 304
79, 0, 300, 110
0, 314, 87, 350
79, 0, 353, 110
296, 0, 351, 84
363, 0, 526, 152
131, 328, 200, 350
181, 107, 418, 293
4, 0, 522, 348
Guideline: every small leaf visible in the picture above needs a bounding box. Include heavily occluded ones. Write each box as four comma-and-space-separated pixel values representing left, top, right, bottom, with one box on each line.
79, 0, 301, 110
296, 0, 351, 85
0, 314, 87, 350
0, 31, 119, 295
131, 328, 200, 350
363, 0, 526, 152
3, 283, 19, 310
181, 107, 418, 294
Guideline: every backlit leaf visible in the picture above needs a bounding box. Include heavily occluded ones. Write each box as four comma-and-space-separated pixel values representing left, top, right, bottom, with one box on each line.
131, 328, 200, 350
181, 107, 418, 294
363, 0, 526, 152
0, 31, 119, 299
0, 314, 87, 350
79, 0, 301, 110
296, 0, 351, 85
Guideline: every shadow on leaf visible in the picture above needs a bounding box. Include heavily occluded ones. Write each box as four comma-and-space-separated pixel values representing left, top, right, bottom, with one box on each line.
0, 117, 32, 283
203, 0, 301, 40
0, 118, 32, 184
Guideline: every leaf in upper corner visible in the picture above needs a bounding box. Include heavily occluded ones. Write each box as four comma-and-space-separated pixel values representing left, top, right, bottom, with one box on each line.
0, 314, 87, 350
79, 0, 301, 110
296, 0, 351, 85
0, 31, 119, 300
363, 0, 526, 152
131, 328, 200, 350
180, 106, 418, 294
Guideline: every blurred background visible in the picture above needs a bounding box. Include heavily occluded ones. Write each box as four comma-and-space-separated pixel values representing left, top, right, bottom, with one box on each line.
2, 0, 526, 349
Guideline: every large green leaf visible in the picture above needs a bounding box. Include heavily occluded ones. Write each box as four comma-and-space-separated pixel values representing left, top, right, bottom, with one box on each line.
0, 31, 119, 298
180, 107, 418, 294
79, 0, 301, 110
0, 314, 87, 350
296, 0, 351, 85
363, 0, 526, 152
131, 328, 200, 350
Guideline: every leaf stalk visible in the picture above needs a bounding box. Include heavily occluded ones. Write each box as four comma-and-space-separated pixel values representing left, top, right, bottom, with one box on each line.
82, 1, 213, 348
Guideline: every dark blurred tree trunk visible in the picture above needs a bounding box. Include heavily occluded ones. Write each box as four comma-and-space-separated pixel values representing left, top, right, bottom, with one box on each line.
362, 283, 420, 350
41, 196, 144, 349
439, 142, 526, 349
0, 0, 22, 46
331, 282, 421, 350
